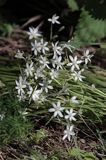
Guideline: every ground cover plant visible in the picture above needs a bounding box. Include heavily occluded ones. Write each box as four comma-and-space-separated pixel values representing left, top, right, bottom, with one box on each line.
0, 3, 106, 160
15, 14, 96, 141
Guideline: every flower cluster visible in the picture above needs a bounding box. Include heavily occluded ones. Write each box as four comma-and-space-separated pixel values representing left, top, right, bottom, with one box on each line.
49, 98, 78, 141
15, 14, 93, 141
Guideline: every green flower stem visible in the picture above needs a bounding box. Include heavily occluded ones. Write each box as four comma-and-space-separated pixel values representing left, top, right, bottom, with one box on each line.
50, 23, 53, 41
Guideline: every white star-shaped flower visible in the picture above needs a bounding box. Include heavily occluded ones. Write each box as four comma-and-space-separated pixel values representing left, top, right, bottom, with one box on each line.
32, 86, 42, 101
63, 125, 75, 141
70, 96, 79, 104
52, 56, 64, 70
27, 27, 41, 39
65, 109, 76, 121
52, 42, 62, 59
67, 56, 82, 72
34, 67, 44, 80
50, 69, 59, 79
31, 40, 41, 56
39, 80, 53, 93
39, 56, 50, 69
82, 49, 93, 65
15, 50, 24, 59
15, 76, 26, 95
39, 38, 49, 54
25, 61, 34, 77
49, 101, 64, 117
48, 14, 60, 24
71, 70, 85, 82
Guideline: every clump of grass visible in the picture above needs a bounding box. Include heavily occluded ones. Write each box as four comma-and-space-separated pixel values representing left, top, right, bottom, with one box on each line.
0, 88, 33, 146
